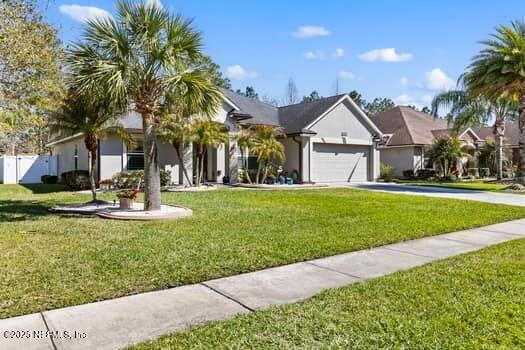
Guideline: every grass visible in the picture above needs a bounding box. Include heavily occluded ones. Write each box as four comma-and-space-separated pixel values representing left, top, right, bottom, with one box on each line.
2, 184, 525, 319
130, 239, 525, 349
394, 179, 507, 191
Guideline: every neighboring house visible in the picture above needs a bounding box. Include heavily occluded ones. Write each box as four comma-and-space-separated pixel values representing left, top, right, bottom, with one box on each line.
47, 90, 382, 185
370, 106, 520, 177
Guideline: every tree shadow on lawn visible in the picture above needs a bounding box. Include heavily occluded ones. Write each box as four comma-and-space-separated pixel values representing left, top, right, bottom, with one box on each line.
0, 200, 90, 222
20, 184, 70, 194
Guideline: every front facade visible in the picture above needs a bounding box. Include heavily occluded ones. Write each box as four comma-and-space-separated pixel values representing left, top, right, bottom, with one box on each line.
48, 90, 382, 185
371, 106, 520, 177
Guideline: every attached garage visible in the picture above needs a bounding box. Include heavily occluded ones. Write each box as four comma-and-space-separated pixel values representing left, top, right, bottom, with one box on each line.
311, 143, 370, 182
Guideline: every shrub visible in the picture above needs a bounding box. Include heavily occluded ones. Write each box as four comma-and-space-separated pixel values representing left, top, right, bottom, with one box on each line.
464, 175, 477, 180
61, 170, 90, 190
502, 171, 514, 179
416, 169, 436, 179
467, 168, 479, 178
380, 163, 395, 182
402, 169, 414, 179
41, 175, 58, 184
479, 168, 490, 178
442, 174, 457, 182
112, 170, 171, 189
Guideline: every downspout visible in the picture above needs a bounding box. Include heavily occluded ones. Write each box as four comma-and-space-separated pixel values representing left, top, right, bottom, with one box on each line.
292, 136, 303, 183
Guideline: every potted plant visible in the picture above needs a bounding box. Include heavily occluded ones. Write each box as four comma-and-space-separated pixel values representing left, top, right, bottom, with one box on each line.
116, 189, 138, 209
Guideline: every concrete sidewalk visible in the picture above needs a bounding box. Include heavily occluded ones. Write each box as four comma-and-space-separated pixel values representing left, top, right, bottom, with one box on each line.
2, 220, 525, 350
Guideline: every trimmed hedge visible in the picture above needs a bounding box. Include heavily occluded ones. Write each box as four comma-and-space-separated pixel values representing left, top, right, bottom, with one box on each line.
479, 168, 490, 178
112, 170, 172, 189
61, 170, 90, 190
402, 169, 414, 179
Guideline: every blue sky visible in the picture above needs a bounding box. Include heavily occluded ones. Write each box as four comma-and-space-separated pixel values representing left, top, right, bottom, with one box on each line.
45, 0, 525, 107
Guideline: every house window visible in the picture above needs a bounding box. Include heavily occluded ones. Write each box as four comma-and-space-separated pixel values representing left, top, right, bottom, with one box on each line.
239, 155, 258, 170
127, 142, 144, 170
74, 145, 78, 170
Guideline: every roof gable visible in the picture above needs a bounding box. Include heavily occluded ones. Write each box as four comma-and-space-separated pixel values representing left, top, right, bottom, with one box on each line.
371, 106, 450, 146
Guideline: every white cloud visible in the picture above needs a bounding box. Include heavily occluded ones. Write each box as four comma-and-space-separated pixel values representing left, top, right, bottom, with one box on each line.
421, 94, 433, 104
145, 0, 163, 9
333, 48, 344, 58
394, 94, 413, 105
225, 65, 258, 80
292, 25, 331, 38
339, 70, 356, 80
400, 76, 408, 86
425, 68, 455, 91
358, 48, 413, 62
303, 50, 325, 60
59, 4, 112, 23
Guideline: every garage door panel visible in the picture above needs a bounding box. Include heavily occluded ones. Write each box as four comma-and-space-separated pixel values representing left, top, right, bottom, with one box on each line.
312, 143, 369, 182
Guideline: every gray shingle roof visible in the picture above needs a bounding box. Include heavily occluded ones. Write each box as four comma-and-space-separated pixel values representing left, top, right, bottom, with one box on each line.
221, 89, 280, 127
277, 94, 346, 134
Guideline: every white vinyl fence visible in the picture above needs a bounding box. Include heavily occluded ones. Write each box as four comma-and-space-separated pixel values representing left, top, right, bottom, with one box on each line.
0, 155, 58, 184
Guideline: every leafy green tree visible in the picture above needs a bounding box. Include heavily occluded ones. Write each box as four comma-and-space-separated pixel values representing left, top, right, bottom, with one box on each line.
190, 119, 229, 185
67, 0, 221, 210
302, 91, 322, 103
348, 90, 365, 108
420, 106, 432, 114
49, 90, 132, 202
236, 86, 259, 99
0, 0, 63, 154
463, 20, 525, 183
364, 97, 395, 115
198, 55, 231, 90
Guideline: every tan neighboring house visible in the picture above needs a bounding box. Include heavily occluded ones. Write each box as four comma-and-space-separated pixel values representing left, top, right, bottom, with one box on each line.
370, 106, 520, 177
47, 90, 382, 185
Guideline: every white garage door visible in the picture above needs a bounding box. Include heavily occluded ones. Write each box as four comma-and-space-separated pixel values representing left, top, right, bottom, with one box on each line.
312, 143, 369, 182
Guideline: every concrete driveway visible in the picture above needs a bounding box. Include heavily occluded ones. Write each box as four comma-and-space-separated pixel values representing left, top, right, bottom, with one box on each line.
347, 182, 525, 207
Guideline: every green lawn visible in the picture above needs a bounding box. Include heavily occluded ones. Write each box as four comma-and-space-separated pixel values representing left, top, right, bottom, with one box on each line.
2, 184, 525, 319
130, 239, 525, 349
394, 179, 507, 191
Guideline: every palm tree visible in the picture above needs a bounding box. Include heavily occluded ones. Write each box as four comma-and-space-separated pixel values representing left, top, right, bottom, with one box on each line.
427, 137, 471, 177
431, 90, 517, 179
49, 91, 133, 202
235, 127, 254, 184
190, 119, 229, 186
250, 125, 285, 184
463, 20, 525, 183
66, 0, 220, 210
158, 87, 221, 186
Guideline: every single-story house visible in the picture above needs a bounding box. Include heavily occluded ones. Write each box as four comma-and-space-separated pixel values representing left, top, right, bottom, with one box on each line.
370, 106, 520, 177
47, 90, 382, 185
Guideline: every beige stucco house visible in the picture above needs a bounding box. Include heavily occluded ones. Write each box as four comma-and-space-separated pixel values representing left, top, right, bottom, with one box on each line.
371, 106, 520, 177
47, 90, 382, 185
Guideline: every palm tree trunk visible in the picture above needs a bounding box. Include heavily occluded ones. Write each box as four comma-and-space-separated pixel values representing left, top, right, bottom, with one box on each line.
239, 148, 252, 184
495, 134, 503, 180
85, 136, 98, 203
199, 147, 207, 185
255, 162, 262, 184
142, 112, 161, 211
261, 163, 269, 184
174, 142, 192, 185
518, 96, 525, 184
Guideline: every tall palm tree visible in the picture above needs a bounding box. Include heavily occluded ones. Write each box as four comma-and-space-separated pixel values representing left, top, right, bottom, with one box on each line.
431, 90, 517, 179
66, 0, 220, 210
190, 119, 229, 186
49, 91, 133, 202
250, 125, 285, 184
463, 20, 525, 183
157, 86, 221, 186
235, 127, 254, 184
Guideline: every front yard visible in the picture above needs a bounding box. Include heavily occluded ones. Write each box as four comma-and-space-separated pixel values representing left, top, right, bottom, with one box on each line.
131, 239, 525, 349
1, 184, 525, 319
